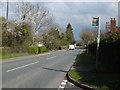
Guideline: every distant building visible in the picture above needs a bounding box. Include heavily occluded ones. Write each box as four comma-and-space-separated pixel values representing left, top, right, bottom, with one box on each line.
106, 18, 120, 32
32, 42, 44, 47
110, 18, 116, 32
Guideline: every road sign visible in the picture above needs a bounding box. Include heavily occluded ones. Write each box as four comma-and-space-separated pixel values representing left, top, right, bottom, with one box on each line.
92, 17, 99, 26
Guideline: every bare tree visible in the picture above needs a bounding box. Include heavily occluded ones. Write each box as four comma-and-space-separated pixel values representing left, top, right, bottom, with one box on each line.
80, 28, 97, 46
14, 2, 53, 35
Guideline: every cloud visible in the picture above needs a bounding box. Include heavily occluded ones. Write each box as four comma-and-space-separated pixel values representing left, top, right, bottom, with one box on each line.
43, 2, 118, 40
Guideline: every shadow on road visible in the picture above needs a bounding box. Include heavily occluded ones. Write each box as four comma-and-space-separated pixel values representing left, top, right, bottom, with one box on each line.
42, 67, 68, 73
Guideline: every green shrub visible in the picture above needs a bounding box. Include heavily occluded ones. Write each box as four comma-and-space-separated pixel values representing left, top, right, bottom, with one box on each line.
38, 46, 47, 53
27, 46, 47, 54
88, 32, 120, 71
88, 42, 97, 55
27, 46, 38, 54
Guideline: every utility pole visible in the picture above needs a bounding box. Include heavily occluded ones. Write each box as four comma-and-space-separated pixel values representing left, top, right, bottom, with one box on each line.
6, 0, 9, 31
6, 0, 9, 20
92, 17, 100, 70
96, 17, 100, 70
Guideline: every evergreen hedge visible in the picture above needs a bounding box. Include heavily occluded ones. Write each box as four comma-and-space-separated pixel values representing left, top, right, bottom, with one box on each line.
27, 46, 47, 54
38, 46, 47, 53
88, 32, 120, 71
27, 46, 38, 54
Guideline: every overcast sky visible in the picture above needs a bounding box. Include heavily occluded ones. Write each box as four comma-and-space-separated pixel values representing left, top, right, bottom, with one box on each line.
0, 0, 119, 40
43, 2, 118, 40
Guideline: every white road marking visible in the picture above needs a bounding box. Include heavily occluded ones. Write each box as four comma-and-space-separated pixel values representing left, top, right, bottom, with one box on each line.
59, 85, 65, 88
63, 80, 67, 83
6, 61, 39, 72
58, 79, 67, 90
61, 82, 66, 85
46, 56, 57, 60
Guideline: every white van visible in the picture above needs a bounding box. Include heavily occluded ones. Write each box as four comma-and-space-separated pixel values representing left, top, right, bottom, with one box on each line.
69, 45, 75, 50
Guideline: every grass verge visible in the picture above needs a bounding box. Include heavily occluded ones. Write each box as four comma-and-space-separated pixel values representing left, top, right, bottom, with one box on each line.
74, 51, 95, 67
2, 53, 33, 60
69, 51, 120, 90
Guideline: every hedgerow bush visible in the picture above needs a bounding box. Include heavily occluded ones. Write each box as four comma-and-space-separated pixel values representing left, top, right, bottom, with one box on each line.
27, 46, 38, 54
39, 46, 47, 53
88, 42, 97, 56
88, 32, 120, 71
27, 46, 47, 54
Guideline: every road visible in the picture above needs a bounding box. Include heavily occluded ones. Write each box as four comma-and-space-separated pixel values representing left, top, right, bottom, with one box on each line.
2, 49, 83, 88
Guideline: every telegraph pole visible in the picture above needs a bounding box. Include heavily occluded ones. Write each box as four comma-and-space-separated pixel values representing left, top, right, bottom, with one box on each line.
96, 17, 100, 70
6, 0, 9, 20
92, 17, 100, 70
6, 0, 9, 31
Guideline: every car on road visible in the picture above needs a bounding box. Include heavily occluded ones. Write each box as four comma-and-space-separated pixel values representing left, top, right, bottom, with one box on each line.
69, 45, 75, 50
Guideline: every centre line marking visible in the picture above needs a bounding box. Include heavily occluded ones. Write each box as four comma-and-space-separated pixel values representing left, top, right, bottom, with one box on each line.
46, 56, 57, 60
6, 61, 39, 72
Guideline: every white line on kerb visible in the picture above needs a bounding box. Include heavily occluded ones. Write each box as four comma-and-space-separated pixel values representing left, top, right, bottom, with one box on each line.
6, 61, 39, 72
46, 56, 57, 60
58, 79, 67, 90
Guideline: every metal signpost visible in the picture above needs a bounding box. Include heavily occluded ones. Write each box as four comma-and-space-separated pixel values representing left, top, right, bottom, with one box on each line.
92, 17, 100, 70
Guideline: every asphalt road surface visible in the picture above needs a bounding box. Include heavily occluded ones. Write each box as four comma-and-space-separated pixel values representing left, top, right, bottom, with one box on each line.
2, 49, 83, 88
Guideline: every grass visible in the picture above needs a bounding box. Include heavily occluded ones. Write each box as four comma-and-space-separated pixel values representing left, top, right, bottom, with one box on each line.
69, 51, 120, 90
69, 70, 82, 81
69, 70, 120, 90
2, 53, 33, 60
74, 51, 96, 67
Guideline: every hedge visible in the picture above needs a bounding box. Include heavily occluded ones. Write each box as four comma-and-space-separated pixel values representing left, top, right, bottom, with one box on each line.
27, 46, 38, 54
88, 32, 120, 72
27, 46, 47, 54
1, 46, 47, 55
99, 39, 120, 71
38, 46, 47, 53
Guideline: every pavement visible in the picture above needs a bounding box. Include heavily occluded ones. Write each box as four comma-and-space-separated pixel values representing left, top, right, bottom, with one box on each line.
2, 49, 84, 88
